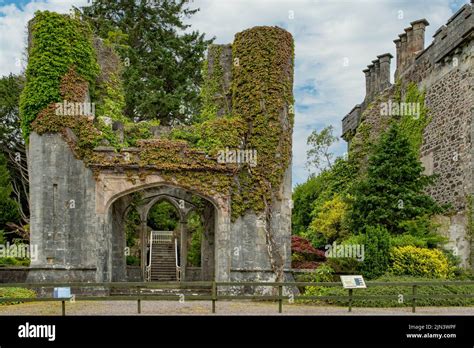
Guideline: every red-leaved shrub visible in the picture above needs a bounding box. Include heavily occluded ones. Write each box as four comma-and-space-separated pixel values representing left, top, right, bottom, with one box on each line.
291, 236, 326, 269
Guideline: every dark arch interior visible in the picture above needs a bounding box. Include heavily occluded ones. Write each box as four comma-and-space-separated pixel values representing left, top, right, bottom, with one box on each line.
109, 185, 216, 282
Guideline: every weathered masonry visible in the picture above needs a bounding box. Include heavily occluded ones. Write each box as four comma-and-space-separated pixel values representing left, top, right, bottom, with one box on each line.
342, 3, 474, 268
24, 12, 294, 287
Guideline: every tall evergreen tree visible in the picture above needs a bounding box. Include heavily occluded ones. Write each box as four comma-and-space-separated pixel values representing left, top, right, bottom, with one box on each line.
81, 0, 213, 125
349, 123, 443, 234
0, 74, 29, 227
0, 153, 20, 229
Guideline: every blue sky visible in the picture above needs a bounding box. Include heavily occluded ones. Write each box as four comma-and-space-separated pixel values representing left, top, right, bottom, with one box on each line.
0, 0, 469, 187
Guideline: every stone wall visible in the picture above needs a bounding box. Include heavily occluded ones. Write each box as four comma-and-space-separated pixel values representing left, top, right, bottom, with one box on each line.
27, 132, 105, 282
0, 267, 29, 283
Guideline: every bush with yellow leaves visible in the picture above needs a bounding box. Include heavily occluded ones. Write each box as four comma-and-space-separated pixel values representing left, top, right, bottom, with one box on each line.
389, 246, 455, 279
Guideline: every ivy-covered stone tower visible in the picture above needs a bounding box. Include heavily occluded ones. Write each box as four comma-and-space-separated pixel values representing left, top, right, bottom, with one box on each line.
24, 11, 294, 287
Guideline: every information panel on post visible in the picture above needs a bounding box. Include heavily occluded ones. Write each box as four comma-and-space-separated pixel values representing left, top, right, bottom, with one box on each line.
340, 275, 366, 289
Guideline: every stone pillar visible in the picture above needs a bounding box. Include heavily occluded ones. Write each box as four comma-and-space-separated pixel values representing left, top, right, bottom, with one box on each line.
399, 33, 407, 71
363, 68, 370, 99
179, 220, 187, 281
201, 203, 215, 281
140, 220, 147, 279
229, 26, 294, 285
377, 53, 393, 91
404, 27, 414, 66
372, 59, 380, 94
411, 19, 429, 55
367, 64, 375, 100
393, 38, 401, 79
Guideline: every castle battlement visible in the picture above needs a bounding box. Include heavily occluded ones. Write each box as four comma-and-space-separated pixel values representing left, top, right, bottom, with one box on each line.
342, 2, 473, 141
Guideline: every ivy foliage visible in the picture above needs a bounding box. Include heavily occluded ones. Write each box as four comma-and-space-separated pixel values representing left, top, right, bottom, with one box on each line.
396, 82, 431, 155
23, 11, 295, 221
20, 11, 100, 140
198, 45, 232, 122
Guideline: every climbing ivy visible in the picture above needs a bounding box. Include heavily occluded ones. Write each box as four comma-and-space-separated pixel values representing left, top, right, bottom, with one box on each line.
199, 45, 228, 122
20, 11, 100, 140
231, 26, 294, 218
24, 12, 295, 224
467, 195, 474, 237
397, 82, 431, 155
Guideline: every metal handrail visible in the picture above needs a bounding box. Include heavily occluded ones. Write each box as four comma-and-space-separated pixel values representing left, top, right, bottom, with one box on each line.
151, 231, 173, 244
147, 231, 153, 282
175, 237, 181, 281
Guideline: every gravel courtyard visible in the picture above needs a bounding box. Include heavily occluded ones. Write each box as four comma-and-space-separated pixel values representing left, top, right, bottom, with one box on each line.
0, 300, 472, 316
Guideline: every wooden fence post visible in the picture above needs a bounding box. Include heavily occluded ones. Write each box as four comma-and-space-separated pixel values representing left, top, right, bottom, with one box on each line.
137, 286, 141, 314
348, 289, 353, 312
278, 284, 283, 314
412, 285, 417, 313
212, 281, 217, 314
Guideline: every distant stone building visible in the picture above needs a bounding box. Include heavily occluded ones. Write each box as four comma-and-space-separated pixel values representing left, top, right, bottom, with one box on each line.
342, 3, 473, 268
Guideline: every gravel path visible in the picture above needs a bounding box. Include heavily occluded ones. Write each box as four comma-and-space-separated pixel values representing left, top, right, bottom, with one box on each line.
0, 300, 472, 316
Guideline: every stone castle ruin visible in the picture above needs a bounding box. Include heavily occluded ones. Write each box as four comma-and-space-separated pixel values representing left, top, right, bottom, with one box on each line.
24, 11, 294, 285
342, 3, 473, 268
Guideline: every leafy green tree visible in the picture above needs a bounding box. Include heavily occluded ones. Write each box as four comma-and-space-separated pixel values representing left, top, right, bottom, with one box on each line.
349, 123, 443, 235
293, 157, 357, 247
309, 194, 349, 244
292, 175, 326, 235
186, 211, 202, 267
147, 201, 179, 231
81, 0, 213, 125
306, 125, 338, 173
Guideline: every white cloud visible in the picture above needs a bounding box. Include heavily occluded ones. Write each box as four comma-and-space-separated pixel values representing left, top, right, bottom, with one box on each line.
186, 0, 461, 186
0, 0, 466, 186
0, 0, 89, 75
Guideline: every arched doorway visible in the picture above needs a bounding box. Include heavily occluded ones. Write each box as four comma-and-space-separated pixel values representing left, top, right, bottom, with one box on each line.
109, 184, 217, 282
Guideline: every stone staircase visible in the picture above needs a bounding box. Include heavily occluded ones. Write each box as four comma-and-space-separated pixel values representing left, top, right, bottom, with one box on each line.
150, 242, 177, 281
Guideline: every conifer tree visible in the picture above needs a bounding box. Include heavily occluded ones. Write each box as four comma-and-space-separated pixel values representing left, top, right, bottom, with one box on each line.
349, 122, 443, 234
82, 0, 213, 125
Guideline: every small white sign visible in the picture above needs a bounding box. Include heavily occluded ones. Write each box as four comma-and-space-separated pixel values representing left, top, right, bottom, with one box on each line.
53, 287, 71, 298
340, 275, 366, 289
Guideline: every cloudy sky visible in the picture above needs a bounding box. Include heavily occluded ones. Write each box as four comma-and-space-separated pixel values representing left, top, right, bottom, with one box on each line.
0, 0, 469, 186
